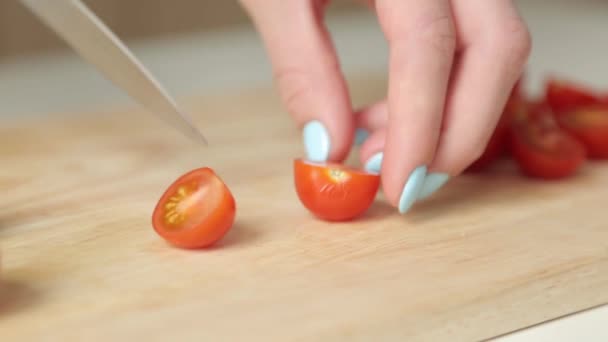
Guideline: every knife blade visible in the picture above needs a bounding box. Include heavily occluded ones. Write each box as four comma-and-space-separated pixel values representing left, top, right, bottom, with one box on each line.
20, 0, 208, 145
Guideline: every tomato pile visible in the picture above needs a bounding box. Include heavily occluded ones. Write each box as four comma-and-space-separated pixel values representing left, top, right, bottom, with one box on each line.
467, 76, 608, 179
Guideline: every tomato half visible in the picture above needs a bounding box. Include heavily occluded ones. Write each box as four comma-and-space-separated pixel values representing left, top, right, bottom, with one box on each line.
556, 106, 608, 159
510, 101, 586, 179
545, 78, 602, 114
152, 167, 236, 248
293, 159, 380, 221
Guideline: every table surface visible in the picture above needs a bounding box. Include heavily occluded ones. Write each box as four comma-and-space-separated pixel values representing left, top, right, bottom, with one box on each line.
1, 1, 608, 340
1, 75, 607, 341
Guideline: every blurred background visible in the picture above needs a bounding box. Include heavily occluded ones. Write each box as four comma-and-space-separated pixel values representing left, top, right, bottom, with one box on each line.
0, 0, 607, 117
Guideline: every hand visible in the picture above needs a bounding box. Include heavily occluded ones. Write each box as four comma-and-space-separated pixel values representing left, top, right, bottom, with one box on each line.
240, 0, 531, 214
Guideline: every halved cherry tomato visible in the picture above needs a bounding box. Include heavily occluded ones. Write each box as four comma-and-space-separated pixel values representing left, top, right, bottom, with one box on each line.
510, 101, 586, 179
293, 159, 380, 221
556, 106, 608, 159
152, 167, 236, 248
545, 78, 602, 114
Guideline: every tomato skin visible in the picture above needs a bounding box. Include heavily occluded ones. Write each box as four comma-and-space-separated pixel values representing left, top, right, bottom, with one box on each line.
546, 78, 602, 115
152, 168, 236, 249
510, 101, 586, 179
556, 106, 608, 159
293, 159, 380, 221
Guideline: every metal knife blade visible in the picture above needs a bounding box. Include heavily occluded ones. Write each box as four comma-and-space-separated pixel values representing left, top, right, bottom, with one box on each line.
20, 0, 208, 145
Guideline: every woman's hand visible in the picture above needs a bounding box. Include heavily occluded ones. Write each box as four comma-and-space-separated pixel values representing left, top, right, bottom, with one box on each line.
240, 0, 531, 214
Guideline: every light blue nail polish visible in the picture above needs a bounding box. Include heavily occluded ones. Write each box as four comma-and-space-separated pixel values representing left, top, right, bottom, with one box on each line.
364, 152, 383, 174
355, 128, 369, 146
303, 120, 330, 162
418, 173, 450, 200
398, 166, 427, 214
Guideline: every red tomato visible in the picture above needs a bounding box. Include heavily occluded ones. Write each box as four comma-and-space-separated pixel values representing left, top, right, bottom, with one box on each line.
556, 106, 608, 159
545, 78, 602, 114
293, 159, 380, 221
152, 167, 236, 248
510, 101, 586, 179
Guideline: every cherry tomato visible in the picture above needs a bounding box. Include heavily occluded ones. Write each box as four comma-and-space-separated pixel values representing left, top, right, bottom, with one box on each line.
556, 106, 608, 159
510, 101, 586, 179
152, 167, 236, 248
545, 78, 602, 114
293, 159, 380, 221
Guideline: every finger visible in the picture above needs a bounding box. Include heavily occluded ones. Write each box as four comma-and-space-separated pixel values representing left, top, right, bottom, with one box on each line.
421, 0, 531, 199
241, 0, 354, 162
373, 0, 456, 213
353, 101, 387, 145
359, 129, 387, 170
355, 101, 388, 132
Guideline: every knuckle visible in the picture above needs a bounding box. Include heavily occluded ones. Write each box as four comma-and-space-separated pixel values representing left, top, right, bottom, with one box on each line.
382, 9, 457, 57
413, 13, 457, 56
491, 18, 532, 69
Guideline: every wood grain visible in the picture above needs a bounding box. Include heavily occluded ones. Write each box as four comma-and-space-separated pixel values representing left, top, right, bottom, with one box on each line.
0, 77, 607, 341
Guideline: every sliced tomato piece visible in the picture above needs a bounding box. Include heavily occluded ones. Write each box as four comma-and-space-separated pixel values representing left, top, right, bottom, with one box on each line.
293, 159, 380, 221
545, 78, 602, 114
510, 101, 586, 179
556, 106, 608, 159
152, 167, 236, 248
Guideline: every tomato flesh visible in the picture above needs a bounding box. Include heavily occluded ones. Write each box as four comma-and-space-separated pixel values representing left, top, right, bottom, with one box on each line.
510, 102, 586, 179
556, 106, 608, 159
152, 167, 236, 248
293, 159, 380, 221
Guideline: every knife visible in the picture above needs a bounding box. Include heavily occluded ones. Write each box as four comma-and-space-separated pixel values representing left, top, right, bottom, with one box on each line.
20, 0, 208, 145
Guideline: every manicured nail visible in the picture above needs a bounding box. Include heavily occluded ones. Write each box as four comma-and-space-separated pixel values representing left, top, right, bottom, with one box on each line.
355, 128, 369, 146
418, 173, 450, 200
398, 166, 427, 214
364, 152, 383, 174
303, 120, 330, 162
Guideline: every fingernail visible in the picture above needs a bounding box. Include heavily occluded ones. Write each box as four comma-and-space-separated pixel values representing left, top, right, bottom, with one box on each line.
418, 173, 450, 200
303, 120, 330, 162
355, 128, 369, 146
398, 166, 427, 214
364, 152, 383, 174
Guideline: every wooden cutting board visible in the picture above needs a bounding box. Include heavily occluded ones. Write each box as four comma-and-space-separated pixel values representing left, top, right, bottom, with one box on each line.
1, 76, 607, 341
